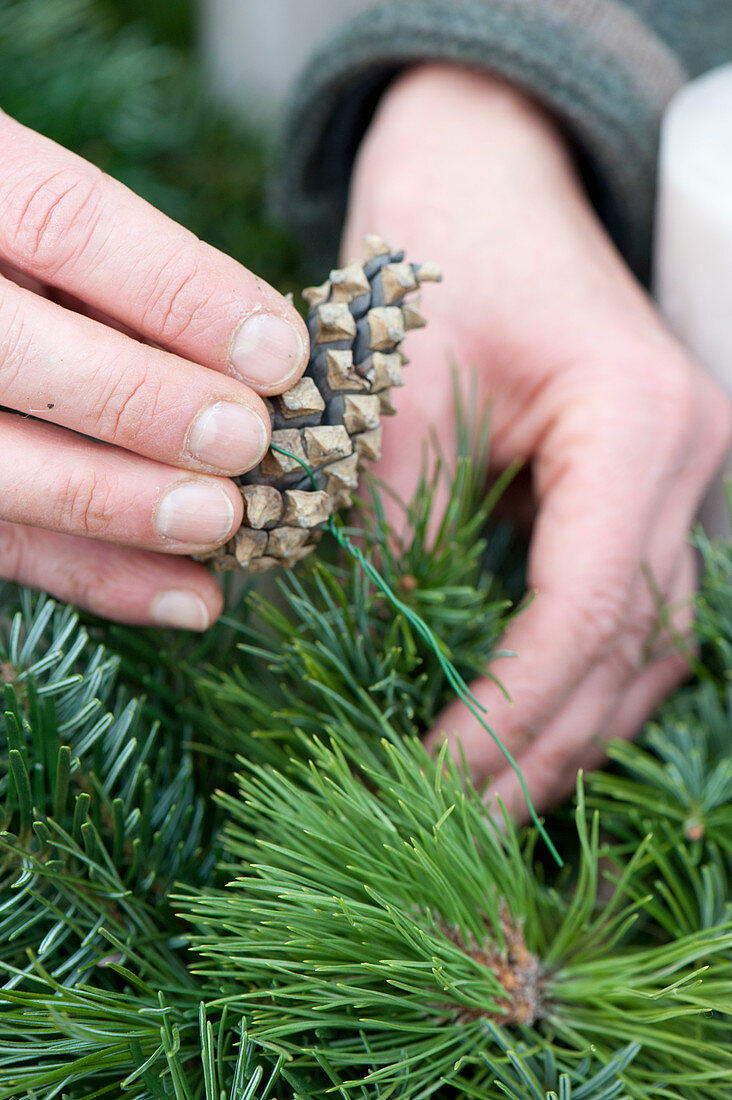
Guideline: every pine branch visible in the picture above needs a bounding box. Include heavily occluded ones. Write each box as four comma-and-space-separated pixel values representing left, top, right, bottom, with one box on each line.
178, 733, 732, 1099
193, 449, 517, 774
587, 528, 732, 934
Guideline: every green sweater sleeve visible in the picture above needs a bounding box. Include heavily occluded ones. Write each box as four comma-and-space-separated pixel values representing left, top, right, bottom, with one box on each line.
272, 0, 732, 284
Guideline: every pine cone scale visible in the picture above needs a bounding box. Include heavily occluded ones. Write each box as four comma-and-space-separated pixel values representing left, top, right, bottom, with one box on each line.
203, 237, 441, 570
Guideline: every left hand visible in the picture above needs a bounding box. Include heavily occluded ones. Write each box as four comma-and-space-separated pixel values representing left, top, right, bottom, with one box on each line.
0, 109, 309, 628
341, 63, 732, 819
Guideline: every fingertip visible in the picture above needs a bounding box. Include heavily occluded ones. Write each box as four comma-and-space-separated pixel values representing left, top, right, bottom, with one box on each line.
216, 478, 245, 542
222, 482, 245, 547
134, 559, 226, 631
154, 477, 243, 551
483, 773, 527, 824
3, 525, 227, 629
422, 725, 448, 756
228, 308, 309, 395
150, 588, 216, 631
184, 397, 271, 476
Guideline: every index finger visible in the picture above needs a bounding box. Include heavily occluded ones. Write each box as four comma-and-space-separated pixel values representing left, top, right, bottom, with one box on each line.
0, 111, 308, 393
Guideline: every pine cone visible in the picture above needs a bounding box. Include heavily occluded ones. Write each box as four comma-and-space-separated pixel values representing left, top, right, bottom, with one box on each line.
202, 235, 441, 572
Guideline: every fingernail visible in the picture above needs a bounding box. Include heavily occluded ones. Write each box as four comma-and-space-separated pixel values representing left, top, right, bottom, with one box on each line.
156, 481, 235, 544
186, 401, 268, 473
151, 589, 211, 630
230, 312, 306, 389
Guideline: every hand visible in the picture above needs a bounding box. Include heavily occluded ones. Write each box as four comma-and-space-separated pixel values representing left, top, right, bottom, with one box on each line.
0, 110, 309, 629
341, 65, 732, 817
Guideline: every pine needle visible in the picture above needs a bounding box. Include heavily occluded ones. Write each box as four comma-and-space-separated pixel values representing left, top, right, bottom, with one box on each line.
268, 443, 562, 867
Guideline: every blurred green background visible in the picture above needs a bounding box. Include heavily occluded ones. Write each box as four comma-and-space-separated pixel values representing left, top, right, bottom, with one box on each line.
0, 0, 304, 295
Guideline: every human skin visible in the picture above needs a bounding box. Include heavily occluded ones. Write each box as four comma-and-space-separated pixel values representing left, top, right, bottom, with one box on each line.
0, 109, 309, 630
341, 63, 732, 817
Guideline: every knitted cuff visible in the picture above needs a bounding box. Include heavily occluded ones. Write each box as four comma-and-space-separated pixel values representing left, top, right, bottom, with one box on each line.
271, 0, 686, 283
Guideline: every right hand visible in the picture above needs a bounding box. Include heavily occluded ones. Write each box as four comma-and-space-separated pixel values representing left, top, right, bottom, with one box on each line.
0, 110, 309, 629
342, 64, 732, 816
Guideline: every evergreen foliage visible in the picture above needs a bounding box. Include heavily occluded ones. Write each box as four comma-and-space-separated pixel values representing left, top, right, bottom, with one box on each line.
193, 449, 517, 773
180, 736, 732, 1098
3, 3, 732, 1098
588, 529, 732, 935
6, 450, 732, 1097
464, 1029, 640, 1100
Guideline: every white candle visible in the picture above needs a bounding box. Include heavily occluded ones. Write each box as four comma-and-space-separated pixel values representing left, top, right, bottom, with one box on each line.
654, 63, 732, 538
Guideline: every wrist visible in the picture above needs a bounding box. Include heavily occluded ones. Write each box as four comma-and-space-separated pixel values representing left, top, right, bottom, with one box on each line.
343, 58, 656, 387
371, 62, 577, 184
345, 61, 591, 271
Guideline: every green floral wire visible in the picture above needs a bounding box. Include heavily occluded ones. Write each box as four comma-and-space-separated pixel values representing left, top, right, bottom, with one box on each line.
269, 442, 562, 867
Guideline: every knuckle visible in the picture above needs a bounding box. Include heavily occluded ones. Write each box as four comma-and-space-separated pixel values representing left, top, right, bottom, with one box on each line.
619, 355, 732, 480
9, 166, 104, 277
57, 468, 117, 538
646, 366, 697, 452
662, 650, 693, 685
0, 520, 30, 581
575, 585, 628, 656
533, 743, 572, 784
137, 249, 214, 345
607, 631, 647, 681
91, 358, 159, 443
664, 376, 695, 420
702, 384, 732, 467
58, 551, 118, 612
606, 587, 687, 680
0, 284, 33, 387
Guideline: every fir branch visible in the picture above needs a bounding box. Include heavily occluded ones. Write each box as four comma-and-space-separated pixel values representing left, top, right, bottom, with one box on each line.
590, 686, 732, 858
0, 592, 210, 996
0, 985, 300, 1100
179, 736, 732, 1099
456, 1024, 639, 1099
